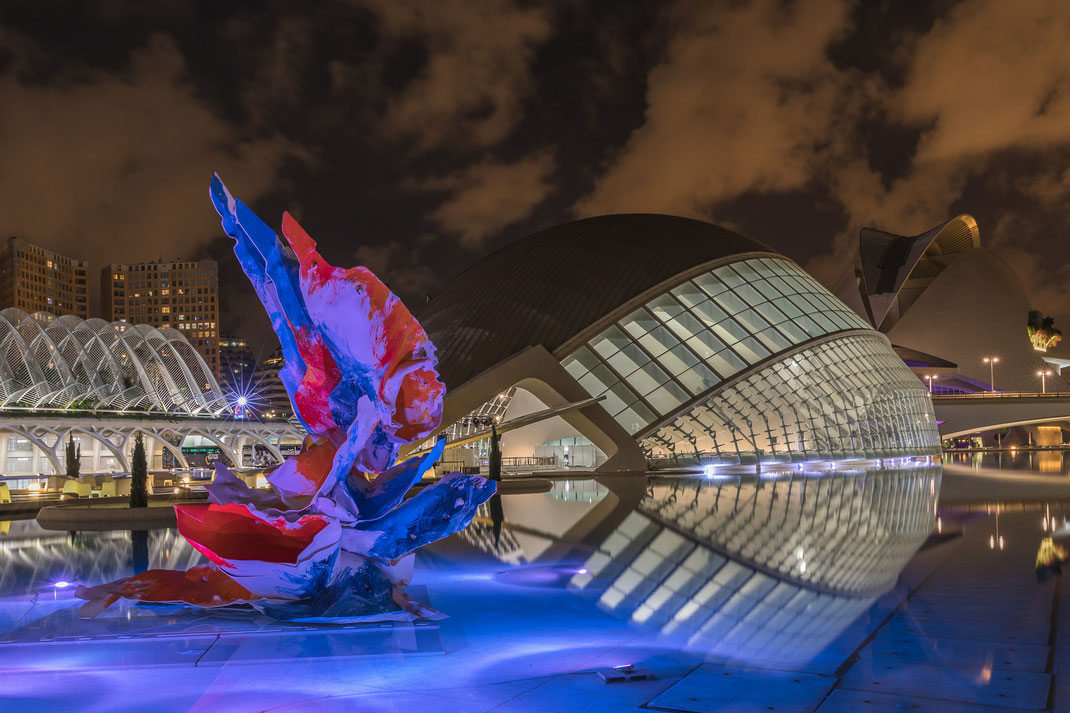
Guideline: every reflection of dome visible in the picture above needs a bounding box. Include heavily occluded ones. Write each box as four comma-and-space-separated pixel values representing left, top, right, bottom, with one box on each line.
0, 308, 228, 415
456, 466, 938, 666
416, 214, 939, 471
570, 469, 937, 663
835, 216, 1057, 393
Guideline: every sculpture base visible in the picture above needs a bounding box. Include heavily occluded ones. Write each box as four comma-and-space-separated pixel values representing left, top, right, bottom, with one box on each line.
0, 586, 443, 671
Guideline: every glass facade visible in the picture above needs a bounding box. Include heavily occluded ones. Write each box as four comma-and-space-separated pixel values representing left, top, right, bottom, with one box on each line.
562, 257, 872, 436
644, 334, 940, 463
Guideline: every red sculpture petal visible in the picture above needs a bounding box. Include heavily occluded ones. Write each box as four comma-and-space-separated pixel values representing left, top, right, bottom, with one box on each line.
280, 212, 445, 450
265, 431, 343, 503
76, 565, 252, 617
176, 503, 330, 567
288, 326, 344, 434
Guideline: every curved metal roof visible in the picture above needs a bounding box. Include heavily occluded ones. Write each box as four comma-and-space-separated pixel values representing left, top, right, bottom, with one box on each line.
418, 214, 774, 389
858, 214, 979, 329
0, 308, 228, 415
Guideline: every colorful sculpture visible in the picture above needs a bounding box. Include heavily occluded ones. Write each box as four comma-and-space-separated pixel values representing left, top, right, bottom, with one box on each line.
75, 175, 495, 622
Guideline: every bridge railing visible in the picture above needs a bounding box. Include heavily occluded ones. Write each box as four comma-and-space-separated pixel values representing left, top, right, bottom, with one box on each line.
932, 391, 1070, 400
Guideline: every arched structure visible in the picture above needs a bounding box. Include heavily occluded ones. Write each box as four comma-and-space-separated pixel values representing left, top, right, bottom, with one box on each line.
414, 214, 940, 471
835, 216, 1061, 394
0, 415, 305, 476
0, 311, 305, 477
0, 309, 229, 415
856, 214, 979, 331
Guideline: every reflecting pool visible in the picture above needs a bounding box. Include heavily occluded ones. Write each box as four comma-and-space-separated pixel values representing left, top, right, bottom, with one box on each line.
945, 448, 1070, 474
0, 467, 939, 673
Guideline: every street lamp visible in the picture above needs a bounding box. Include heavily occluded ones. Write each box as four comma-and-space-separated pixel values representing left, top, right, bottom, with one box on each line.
924, 374, 936, 393
983, 356, 1000, 392
1037, 369, 1053, 394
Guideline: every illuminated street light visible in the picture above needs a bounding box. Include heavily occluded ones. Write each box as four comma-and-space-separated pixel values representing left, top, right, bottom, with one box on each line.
983, 356, 1000, 392
1037, 369, 1053, 394
924, 374, 936, 393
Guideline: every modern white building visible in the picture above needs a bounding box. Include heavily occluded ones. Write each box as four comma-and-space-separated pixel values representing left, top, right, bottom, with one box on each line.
411, 214, 941, 471
834, 214, 1061, 395
0, 309, 302, 475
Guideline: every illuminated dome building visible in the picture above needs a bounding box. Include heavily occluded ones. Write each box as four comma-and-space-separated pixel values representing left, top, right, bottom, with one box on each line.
413, 214, 940, 471
833, 215, 1060, 394
0, 308, 227, 415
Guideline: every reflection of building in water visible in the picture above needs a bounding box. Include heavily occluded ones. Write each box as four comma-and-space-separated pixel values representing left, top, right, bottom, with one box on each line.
0, 520, 200, 594
569, 468, 937, 662
461, 502, 527, 565
455, 468, 937, 665
547, 479, 609, 503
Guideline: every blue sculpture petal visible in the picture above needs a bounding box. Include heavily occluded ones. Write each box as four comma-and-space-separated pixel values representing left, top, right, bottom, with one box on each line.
348, 472, 497, 560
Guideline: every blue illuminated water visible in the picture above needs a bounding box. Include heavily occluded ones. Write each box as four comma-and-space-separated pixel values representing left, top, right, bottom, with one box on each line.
2, 468, 1059, 713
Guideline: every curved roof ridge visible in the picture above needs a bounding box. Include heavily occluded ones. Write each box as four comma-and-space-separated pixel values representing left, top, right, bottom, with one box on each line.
858, 214, 979, 328
418, 214, 775, 389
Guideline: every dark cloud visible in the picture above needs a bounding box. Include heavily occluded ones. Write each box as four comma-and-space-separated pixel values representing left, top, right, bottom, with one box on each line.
577, 0, 854, 218
0, 30, 302, 291
2, 0, 1069, 353
406, 152, 555, 248
358, 0, 551, 151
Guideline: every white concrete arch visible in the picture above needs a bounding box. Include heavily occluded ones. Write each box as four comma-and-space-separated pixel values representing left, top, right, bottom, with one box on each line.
56, 426, 130, 471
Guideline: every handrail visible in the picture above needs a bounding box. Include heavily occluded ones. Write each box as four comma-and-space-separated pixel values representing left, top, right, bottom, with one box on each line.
932, 391, 1070, 400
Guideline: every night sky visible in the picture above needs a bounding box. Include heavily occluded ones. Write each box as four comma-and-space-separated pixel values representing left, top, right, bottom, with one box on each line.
1, 0, 1068, 357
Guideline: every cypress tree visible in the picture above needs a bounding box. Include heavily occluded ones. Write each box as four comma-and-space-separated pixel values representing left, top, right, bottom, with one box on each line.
129, 432, 148, 508
64, 435, 80, 479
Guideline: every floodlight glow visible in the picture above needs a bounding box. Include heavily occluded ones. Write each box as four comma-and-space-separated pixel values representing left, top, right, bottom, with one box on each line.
54, 581, 70, 589
702, 464, 716, 478
578, 568, 588, 575
236, 396, 248, 407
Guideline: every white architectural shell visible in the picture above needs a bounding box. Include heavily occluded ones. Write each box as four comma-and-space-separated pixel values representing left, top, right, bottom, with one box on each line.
0, 308, 228, 416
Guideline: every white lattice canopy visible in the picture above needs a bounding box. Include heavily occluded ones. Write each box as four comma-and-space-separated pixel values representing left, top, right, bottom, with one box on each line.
0, 308, 228, 416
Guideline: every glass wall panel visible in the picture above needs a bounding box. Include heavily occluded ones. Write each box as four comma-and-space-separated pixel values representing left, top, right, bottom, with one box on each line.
642, 333, 940, 464
561, 256, 874, 435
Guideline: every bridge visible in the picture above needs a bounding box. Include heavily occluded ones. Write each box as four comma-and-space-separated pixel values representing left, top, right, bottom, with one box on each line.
0, 411, 305, 475
932, 392, 1070, 438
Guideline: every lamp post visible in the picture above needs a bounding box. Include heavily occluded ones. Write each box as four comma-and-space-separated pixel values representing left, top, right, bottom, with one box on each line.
983, 357, 1000, 392
924, 374, 936, 393
1037, 369, 1053, 394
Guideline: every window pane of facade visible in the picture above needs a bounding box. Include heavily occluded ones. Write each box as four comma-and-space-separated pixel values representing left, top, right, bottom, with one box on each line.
670, 281, 707, 308
592, 326, 631, 358
678, 363, 719, 394
647, 381, 690, 414
648, 294, 685, 321
621, 308, 659, 338
627, 361, 671, 395
578, 364, 618, 395
607, 343, 650, 376
657, 344, 700, 376
638, 325, 680, 357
